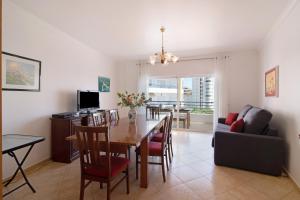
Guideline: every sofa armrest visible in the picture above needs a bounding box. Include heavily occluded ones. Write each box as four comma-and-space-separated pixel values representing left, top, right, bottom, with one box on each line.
214, 131, 284, 176
218, 117, 226, 124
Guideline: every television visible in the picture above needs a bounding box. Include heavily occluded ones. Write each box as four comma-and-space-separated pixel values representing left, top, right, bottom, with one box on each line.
77, 90, 100, 111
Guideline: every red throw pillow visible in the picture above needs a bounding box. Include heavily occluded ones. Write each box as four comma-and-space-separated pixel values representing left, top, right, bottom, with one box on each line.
230, 118, 244, 132
225, 112, 239, 125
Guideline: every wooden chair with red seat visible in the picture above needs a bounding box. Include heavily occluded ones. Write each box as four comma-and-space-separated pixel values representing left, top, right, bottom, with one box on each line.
108, 109, 120, 123
92, 111, 128, 158
74, 126, 130, 200
135, 116, 170, 182
151, 112, 174, 163
92, 111, 107, 126
108, 109, 132, 159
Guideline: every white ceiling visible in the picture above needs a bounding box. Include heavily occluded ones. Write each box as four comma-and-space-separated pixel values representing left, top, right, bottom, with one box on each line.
11, 0, 289, 60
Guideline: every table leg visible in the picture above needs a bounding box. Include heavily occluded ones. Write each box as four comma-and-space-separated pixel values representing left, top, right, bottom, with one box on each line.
187, 112, 190, 129
3, 145, 36, 197
140, 136, 149, 188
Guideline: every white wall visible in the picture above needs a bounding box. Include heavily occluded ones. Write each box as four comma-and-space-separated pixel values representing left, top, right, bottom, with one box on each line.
117, 51, 259, 117
259, 1, 300, 187
2, 1, 118, 178
226, 51, 260, 112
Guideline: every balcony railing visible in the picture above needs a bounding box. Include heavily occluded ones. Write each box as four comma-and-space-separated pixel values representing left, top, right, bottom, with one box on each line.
148, 100, 214, 114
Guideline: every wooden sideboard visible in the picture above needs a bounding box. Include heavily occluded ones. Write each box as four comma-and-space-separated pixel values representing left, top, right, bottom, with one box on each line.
50, 115, 93, 163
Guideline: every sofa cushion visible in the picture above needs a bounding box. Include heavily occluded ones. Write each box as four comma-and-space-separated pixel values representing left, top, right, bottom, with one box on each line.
225, 113, 239, 125
243, 107, 272, 134
230, 118, 244, 132
237, 105, 253, 120
216, 123, 230, 132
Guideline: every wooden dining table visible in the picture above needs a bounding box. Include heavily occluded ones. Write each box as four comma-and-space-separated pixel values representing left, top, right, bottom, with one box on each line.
66, 114, 167, 188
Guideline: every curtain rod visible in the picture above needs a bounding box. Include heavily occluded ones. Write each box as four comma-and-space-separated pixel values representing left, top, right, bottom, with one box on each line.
136, 56, 220, 66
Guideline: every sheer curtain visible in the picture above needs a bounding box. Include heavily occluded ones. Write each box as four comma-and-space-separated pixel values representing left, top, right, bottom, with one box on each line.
137, 63, 150, 114
214, 56, 230, 127
137, 57, 229, 126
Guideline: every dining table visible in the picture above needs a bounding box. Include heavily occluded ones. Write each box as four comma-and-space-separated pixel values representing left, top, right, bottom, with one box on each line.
66, 114, 167, 188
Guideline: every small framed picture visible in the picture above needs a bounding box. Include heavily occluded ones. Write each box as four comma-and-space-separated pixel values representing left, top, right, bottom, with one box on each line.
98, 76, 110, 92
265, 66, 279, 97
2, 52, 41, 92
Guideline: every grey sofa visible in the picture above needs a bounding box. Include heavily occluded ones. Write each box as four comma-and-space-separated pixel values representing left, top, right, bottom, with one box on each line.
212, 105, 284, 176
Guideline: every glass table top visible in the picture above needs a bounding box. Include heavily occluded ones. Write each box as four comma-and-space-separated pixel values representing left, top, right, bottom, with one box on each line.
2, 134, 45, 154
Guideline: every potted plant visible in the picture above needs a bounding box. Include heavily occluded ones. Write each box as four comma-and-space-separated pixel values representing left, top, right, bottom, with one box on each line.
117, 91, 150, 122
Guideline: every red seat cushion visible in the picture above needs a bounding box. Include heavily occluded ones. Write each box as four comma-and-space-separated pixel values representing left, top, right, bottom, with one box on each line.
84, 157, 129, 178
151, 132, 163, 142
230, 118, 245, 132
225, 112, 239, 125
149, 142, 162, 156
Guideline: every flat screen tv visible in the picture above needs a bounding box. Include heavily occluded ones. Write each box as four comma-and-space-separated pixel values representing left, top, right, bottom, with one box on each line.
77, 90, 100, 111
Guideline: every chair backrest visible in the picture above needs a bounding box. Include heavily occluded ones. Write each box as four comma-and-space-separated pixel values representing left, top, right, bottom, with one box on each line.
74, 126, 111, 178
109, 109, 119, 122
92, 111, 107, 126
160, 116, 170, 150
168, 112, 173, 134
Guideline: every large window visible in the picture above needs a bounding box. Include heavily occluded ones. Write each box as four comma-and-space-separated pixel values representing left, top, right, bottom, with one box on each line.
148, 78, 177, 103
181, 77, 214, 114
148, 76, 214, 130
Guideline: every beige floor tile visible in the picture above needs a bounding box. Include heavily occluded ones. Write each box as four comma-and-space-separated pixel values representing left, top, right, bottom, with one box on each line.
171, 165, 205, 182
246, 174, 298, 200
228, 184, 270, 200
206, 192, 239, 200
281, 188, 300, 200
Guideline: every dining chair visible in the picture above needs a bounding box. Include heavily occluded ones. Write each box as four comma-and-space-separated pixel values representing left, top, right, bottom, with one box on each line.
108, 109, 120, 123
92, 111, 128, 158
92, 111, 107, 126
151, 112, 174, 163
74, 126, 130, 200
135, 116, 170, 182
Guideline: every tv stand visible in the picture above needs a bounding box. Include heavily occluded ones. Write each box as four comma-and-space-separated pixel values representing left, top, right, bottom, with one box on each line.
50, 114, 94, 163
50, 109, 108, 163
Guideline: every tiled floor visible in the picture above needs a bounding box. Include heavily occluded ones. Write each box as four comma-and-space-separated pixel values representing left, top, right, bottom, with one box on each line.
4, 131, 300, 200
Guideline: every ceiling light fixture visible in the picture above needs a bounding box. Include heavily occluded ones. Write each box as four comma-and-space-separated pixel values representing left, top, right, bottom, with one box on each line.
149, 26, 179, 65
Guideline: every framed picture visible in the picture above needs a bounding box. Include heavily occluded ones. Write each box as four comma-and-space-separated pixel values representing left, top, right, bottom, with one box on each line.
265, 66, 279, 97
2, 52, 41, 92
98, 76, 110, 92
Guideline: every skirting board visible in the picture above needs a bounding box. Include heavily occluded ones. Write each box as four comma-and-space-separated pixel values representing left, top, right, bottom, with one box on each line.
283, 167, 300, 189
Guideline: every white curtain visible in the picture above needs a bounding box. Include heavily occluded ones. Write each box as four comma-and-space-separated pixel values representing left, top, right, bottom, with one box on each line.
137, 63, 150, 114
214, 56, 230, 126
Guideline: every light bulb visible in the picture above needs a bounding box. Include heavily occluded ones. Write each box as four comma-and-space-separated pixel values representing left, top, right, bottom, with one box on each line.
149, 55, 156, 65
172, 56, 179, 63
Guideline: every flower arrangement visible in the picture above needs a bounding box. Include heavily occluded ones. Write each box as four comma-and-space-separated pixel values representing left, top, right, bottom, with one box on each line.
117, 91, 150, 109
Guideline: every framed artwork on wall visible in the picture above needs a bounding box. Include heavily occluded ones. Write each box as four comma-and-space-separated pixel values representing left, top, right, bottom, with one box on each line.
98, 76, 110, 92
265, 66, 279, 97
2, 52, 41, 92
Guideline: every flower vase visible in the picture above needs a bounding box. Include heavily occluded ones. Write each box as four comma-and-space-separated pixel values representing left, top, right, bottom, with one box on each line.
128, 108, 137, 123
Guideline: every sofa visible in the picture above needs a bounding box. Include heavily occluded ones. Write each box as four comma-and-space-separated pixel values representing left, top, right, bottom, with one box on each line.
212, 105, 284, 176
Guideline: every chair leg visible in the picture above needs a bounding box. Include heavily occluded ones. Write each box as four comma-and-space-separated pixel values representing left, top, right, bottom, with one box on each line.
128, 146, 131, 160
168, 141, 172, 163
80, 177, 85, 200
170, 137, 174, 157
126, 167, 130, 194
107, 181, 111, 200
100, 182, 103, 189
161, 156, 166, 182
165, 151, 169, 171
135, 152, 139, 180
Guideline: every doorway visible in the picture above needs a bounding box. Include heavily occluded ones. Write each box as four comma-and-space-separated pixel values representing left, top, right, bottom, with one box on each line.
148, 76, 214, 132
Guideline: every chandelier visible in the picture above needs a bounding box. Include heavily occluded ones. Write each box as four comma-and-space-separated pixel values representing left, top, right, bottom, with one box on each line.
149, 26, 179, 65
